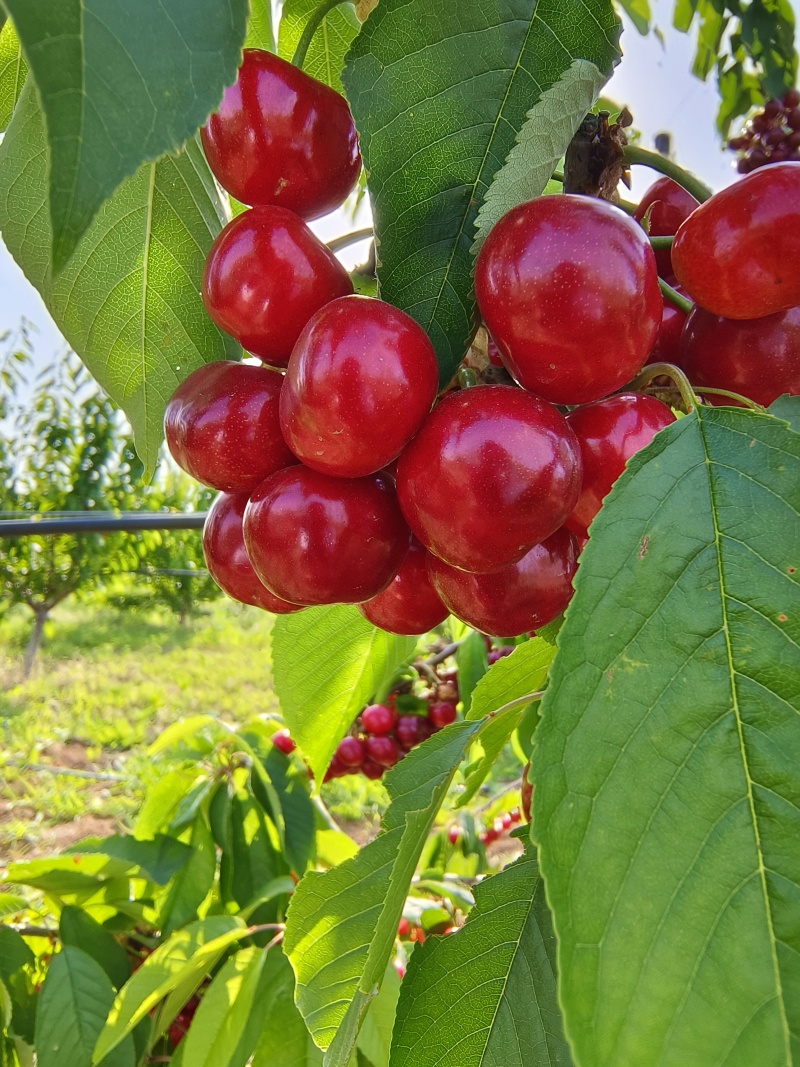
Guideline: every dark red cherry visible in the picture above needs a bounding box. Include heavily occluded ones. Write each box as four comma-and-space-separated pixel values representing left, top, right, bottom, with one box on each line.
243, 468, 409, 605
427, 528, 578, 637
202, 207, 353, 365
280, 296, 439, 477
672, 162, 800, 318
358, 537, 449, 635
361, 703, 397, 736
361, 758, 386, 780
396, 385, 582, 573
272, 729, 296, 755
428, 702, 457, 729
647, 290, 690, 367
475, 196, 661, 404
366, 736, 401, 768
202, 492, 303, 614
201, 49, 361, 219
164, 361, 297, 492
633, 177, 700, 279
679, 305, 800, 406
336, 737, 366, 768
395, 715, 434, 751
565, 394, 676, 540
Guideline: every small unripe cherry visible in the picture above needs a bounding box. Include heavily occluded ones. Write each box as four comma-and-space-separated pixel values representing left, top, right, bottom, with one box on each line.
361, 703, 397, 736
366, 736, 401, 768
272, 729, 296, 755
428, 702, 457, 729
336, 736, 366, 768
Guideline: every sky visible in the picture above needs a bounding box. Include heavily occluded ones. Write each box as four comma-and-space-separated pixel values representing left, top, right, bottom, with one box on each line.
0, 0, 791, 375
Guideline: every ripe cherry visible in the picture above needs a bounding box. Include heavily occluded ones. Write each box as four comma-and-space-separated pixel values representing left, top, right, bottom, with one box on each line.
672, 162, 800, 318
633, 177, 700, 279
564, 394, 676, 540
280, 295, 439, 477
427, 528, 578, 637
395, 715, 433, 751
428, 702, 457, 729
366, 736, 401, 768
396, 385, 582, 573
358, 538, 449, 635
361, 703, 397, 736
679, 305, 800, 406
244, 468, 409, 605
202, 493, 302, 613
475, 195, 661, 404
447, 825, 462, 845
521, 763, 533, 822
201, 49, 361, 219
336, 736, 366, 768
202, 207, 353, 365
164, 361, 296, 492
361, 758, 386, 780
647, 290, 690, 367
272, 729, 296, 755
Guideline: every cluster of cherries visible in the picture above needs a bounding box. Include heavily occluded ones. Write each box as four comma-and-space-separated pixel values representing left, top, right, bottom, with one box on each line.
448, 804, 523, 849
728, 89, 800, 173
167, 48, 798, 641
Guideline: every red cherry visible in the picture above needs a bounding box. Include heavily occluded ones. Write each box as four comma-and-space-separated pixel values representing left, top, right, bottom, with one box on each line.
475, 196, 661, 404
164, 362, 297, 492
447, 825, 462, 845
361, 758, 386, 780
672, 162, 800, 319
633, 177, 700, 279
521, 765, 533, 822
501, 813, 514, 830
487, 646, 513, 665
202, 493, 302, 613
280, 295, 439, 477
395, 715, 426, 750
564, 394, 676, 540
244, 468, 409, 606
428, 702, 457, 729
486, 335, 505, 367
679, 305, 800, 406
324, 754, 351, 781
509, 807, 521, 823
202, 207, 353, 365
336, 736, 366, 768
272, 729, 296, 755
647, 291, 690, 367
361, 703, 397, 736
366, 735, 401, 768
358, 537, 449, 635
427, 528, 578, 637
201, 49, 361, 219
396, 386, 582, 573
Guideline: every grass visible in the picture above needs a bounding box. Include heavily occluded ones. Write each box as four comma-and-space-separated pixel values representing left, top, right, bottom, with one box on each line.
0, 599, 282, 858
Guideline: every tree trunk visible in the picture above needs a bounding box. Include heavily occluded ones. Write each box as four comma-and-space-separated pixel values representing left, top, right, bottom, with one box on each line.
23, 607, 49, 679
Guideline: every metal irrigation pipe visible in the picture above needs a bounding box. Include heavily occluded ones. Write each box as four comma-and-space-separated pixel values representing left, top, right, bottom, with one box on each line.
0, 513, 209, 537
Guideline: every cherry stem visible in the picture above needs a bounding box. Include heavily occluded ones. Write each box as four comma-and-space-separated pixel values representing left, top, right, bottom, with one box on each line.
292, 0, 351, 69
659, 278, 693, 315
474, 777, 523, 815
487, 690, 546, 718
690, 386, 766, 411
326, 227, 374, 253
649, 235, 674, 249
550, 168, 637, 213
629, 362, 698, 412
623, 145, 713, 203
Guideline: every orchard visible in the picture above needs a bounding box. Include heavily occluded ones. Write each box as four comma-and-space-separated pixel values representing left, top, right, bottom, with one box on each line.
0, 1, 798, 1066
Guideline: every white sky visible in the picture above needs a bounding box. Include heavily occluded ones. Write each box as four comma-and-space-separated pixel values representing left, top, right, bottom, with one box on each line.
0, 0, 796, 371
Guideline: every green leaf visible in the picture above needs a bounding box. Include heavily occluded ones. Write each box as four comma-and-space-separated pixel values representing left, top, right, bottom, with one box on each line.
60, 907, 132, 991
157, 815, 216, 936
0, 84, 239, 476
473, 58, 611, 254
272, 605, 416, 783
769, 394, 800, 433
36, 947, 135, 1067
278, 0, 359, 91
357, 964, 401, 1067
342, 0, 621, 386
246, 0, 276, 50
180, 947, 267, 1067
259, 748, 317, 875
0, 894, 27, 920
455, 631, 488, 714
389, 847, 571, 1066
93, 917, 248, 1062
532, 406, 800, 1066
467, 637, 554, 722
285, 719, 489, 1062
616, 0, 651, 33
4, 853, 148, 896
226, 789, 289, 911
3, 0, 248, 270
65, 834, 193, 886
134, 769, 205, 839
0, 19, 26, 132
251, 950, 324, 1067
0, 930, 33, 984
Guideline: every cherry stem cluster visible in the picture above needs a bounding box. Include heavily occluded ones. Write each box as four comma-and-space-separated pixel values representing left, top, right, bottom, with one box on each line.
622, 145, 714, 203
649, 235, 674, 249
292, 0, 352, 69
630, 362, 698, 412
659, 278, 693, 315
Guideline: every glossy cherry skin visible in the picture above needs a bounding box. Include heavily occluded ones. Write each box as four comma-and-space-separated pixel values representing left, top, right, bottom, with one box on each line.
427, 528, 578, 637
201, 49, 361, 219
280, 295, 439, 477
366, 736, 401, 768
428, 702, 457, 729
202, 492, 302, 613
672, 162, 800, 319
358, 537, 449, 635
564, 394, 675, 540
203, 207, 353, 365
361, 704, 397, 736
336, 737, 366, 768
395, 715, 434, 751
164, 361, 297, 492
646, 290, 689, 367
243, 468, 410, 606
633, 177, 700, 279
396, 385, 582, 573
272, 729, 296, 755
474, 196, 662, 404
679, 306, 800, 406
